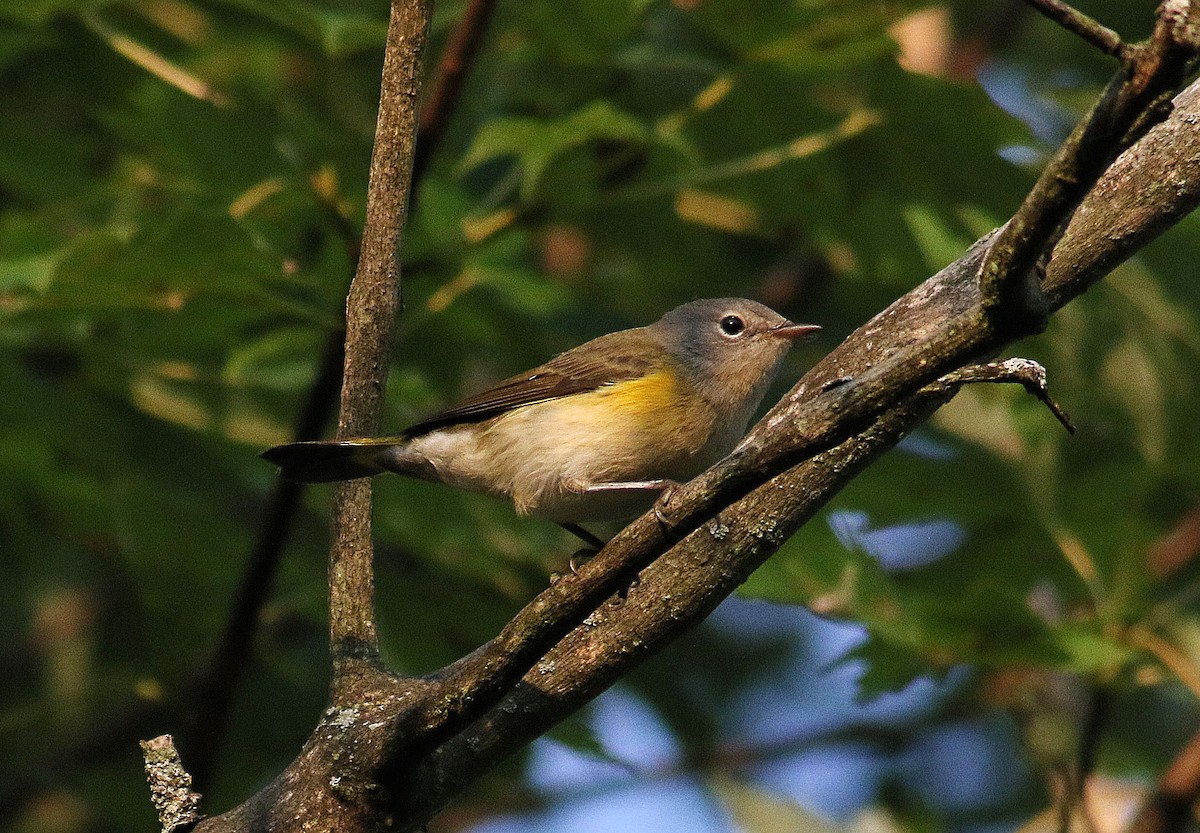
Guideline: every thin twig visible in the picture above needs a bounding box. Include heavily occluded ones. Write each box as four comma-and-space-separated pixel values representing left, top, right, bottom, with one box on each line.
1019, 0, 1126, 57
939, 357, 1075, 432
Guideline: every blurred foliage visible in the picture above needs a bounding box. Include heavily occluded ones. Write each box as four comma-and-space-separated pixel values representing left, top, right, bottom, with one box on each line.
2, 0, 1200, 831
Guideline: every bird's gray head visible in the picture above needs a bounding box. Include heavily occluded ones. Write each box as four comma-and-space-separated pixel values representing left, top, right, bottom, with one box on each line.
650, 298, 820, 413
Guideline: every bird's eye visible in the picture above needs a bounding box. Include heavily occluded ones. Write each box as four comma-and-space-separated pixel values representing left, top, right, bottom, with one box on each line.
719, 315, 746, 336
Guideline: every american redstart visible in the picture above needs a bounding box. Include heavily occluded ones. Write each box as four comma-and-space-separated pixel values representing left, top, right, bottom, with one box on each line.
262, 298, 819, 545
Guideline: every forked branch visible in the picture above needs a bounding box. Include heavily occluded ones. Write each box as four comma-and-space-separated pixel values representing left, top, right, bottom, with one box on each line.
979, 0, 1200, 332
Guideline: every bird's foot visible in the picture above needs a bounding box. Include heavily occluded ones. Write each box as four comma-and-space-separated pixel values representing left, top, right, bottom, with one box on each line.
569, 548, 599, 575
653, 481, 680, 528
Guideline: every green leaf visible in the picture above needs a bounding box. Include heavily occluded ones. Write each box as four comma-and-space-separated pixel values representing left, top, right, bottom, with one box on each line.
841, 637, 944, 700
459, 101, 649, 199
1052, 625, 1134, 673
545, 715, 625, 766
31, 208, 329, 322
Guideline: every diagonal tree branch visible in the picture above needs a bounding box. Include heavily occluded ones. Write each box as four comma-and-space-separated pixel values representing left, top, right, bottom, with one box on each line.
1042, 78, 1200, 310
396, 4, 1200, 747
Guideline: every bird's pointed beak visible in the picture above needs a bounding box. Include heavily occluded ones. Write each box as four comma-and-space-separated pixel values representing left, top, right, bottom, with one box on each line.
769, 322, 821, 341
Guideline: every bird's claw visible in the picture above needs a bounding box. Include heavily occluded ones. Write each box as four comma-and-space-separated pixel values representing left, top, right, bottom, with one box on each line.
569, 548, 598, 575
653, 483, 678, 528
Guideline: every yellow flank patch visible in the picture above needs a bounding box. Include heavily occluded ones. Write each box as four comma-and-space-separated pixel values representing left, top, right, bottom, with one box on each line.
583, 369, 708, 461
595, 369, 679, 415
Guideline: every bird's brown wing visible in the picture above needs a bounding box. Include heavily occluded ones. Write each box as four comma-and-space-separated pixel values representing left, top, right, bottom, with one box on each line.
403, 329, 660, 437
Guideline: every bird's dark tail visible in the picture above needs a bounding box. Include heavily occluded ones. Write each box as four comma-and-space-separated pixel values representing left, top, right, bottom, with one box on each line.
260, 439, 404, 483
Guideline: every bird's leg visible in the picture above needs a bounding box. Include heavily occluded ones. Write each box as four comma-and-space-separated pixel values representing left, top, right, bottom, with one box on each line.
610, 571, 641, 608
559, 480, 681, 597
562, 476, 680, 561
652, 482, 680, 528
559, 523, 607, 574
559, 478, 678, 559
560, 522, 607, 550
571, 479, 678, 496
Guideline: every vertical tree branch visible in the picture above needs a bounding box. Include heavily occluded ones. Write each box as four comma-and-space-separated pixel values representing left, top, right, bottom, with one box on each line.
330, 0, 432, 691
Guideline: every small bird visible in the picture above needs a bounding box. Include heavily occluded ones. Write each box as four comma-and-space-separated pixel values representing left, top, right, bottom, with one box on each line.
263, 298, 818, 545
